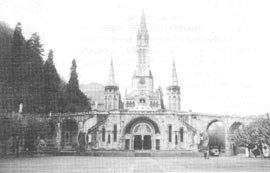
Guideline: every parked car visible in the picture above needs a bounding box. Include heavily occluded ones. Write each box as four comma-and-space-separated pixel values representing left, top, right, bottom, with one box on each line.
210, 146, 220, 156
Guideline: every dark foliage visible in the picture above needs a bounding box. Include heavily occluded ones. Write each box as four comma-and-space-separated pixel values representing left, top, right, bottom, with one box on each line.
0, 22, 90, 113
0, 22, 13, 112
44, 49, 62, 113
64, 59, 91, 112
232, 118, 270, 147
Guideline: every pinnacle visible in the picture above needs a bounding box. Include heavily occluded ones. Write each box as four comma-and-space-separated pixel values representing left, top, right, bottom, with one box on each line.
171, 59, 179, 86
106, 58, 118, 86
138, 10, 148, 35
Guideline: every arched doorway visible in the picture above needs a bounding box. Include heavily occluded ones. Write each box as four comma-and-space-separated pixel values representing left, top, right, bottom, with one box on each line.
123, 117, 160, 151
207, 120, 225, 152
61, 119, 78, 149
133, 123, 153, 150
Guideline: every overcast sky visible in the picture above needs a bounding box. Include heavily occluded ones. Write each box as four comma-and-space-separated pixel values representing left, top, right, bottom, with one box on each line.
1, 0, 270, 115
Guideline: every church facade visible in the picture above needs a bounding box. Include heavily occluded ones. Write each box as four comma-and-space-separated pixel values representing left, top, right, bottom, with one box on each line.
54, 12, 259, 155
82, 12, 200, 152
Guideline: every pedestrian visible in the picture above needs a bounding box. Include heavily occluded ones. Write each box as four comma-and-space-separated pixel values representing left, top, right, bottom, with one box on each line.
204, 149, 209, 159
206, 150, 210, 159
204, 150, 207, 159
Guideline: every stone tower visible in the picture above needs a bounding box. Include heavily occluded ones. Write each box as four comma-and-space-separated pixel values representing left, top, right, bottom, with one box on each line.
104, 59, 120, 111
132, 10, 153, 94
167, 60, 181, 111
124, 11, 162, 111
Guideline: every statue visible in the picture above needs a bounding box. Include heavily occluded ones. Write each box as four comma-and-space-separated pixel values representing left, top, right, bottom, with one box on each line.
19, 103, 23, 113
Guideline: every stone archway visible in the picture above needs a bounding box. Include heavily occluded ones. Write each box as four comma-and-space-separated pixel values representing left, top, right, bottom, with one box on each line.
133, 123, 153, 150
123, 117, 160, 151
206, 119, 225, 152
61, 119, 78, 149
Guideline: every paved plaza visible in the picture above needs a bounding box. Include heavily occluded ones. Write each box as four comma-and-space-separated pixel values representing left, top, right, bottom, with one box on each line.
0, 156, 269, 172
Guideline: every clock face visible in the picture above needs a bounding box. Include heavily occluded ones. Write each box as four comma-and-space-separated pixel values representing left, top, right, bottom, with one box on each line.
139, 77, 145, 85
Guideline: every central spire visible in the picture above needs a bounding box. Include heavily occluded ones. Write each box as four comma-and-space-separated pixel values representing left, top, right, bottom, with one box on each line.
136, 10, 150, 76
138, 10, 148, 36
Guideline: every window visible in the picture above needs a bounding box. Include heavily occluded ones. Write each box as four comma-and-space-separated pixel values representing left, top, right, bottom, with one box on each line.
156, 139, 160, 150
175, 135, 178, 145
113, 124, 117, 142
180, 128, 184, 142
125, 139, 130, 150
140, 98, 145, 103
108, 134, 111, 143
168, 125, 172, 142
102, 127, 106, 142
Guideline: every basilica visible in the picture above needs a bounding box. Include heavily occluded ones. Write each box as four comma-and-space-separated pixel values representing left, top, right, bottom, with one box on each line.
55, 12, 255, 155
79, 12, 199, 152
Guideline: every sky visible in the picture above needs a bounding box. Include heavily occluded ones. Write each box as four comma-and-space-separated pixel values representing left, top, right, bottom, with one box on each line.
1, 0, 270, 115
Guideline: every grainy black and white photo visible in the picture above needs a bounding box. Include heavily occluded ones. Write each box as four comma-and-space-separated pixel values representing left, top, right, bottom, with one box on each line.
1, 0, 270, 172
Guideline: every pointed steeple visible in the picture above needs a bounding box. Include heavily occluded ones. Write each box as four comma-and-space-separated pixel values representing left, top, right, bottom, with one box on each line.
140, 10, 148, 33
135, 10, 150, 77
137, 10, 148, 39
106, 58, 117, 86
171, 59, 179, 86
167, 59, 181, 111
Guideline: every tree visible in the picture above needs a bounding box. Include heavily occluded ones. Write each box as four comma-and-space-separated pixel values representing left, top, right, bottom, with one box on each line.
232, 117, 270, 147
64, 59, 91, 112
1, 24, 46, 113
69, 59, 79, 89
0, 22, 13, 112
22, 32, 45, 113
5, 22, 26, 111
44, 49, 61, 113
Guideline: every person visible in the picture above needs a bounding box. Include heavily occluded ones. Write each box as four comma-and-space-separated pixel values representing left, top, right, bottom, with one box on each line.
204, 148, 210, 159
245, 144, 250, 157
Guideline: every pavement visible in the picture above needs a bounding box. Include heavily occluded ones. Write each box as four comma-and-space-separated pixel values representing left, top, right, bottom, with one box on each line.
0, 155, 269, 172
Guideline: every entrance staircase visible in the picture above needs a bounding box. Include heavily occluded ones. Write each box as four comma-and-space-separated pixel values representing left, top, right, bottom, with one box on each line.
134, 150, 151, 157
80, 149, 203, 157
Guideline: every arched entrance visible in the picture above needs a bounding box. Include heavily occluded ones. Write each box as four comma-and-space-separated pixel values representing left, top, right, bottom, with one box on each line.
123, 117, 160, 151
133, 123, 153, 150
61, 119, 78, 149
206, 120, 225, 152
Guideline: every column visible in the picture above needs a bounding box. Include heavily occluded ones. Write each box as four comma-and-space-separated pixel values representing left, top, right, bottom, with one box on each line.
152, 135, 155, 151
76, 121, 82, 146
131, 135, 134, 150
55, 122, 61, 150
224, 127, 231, 155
